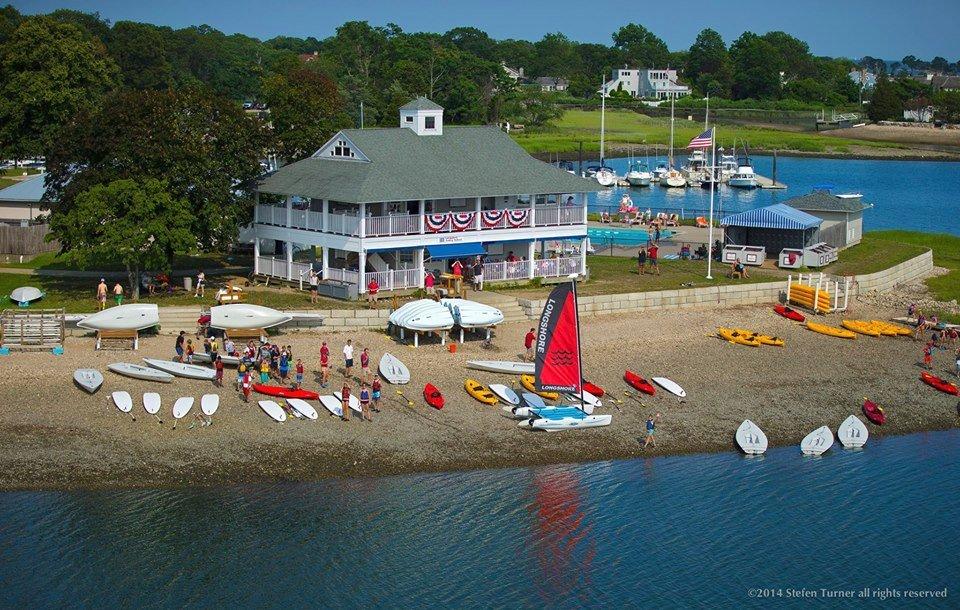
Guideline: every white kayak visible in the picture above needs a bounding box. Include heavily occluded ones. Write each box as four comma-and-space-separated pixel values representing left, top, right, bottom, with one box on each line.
837, 414, 869, 449
736, 420, 768, 455
143, 358, 216, 380
389, 299, 444, 326
259, 400, 287, 422
466, 360, 535, 375
519, 413, 612, 431
143, 392, 161, 415
191, 352, 241, 367
490, 383, 520, 406
210, 304, 292, 330
108, 362, 174, 383
10, 286, 43, 304
379, 353, 410, 384
334, 391, 363, 415
652, 377, 686, 398
74, 369, 104, 393
318, 395, 344, 417
510, 404, 594, 419
800, 425, 834, 456
441, 298, 505, 328
172, 397, 194, 419
112, 391, 133, 413
201, 394, 220, 416
78, 303, 159, 331
287, 398, 318, 420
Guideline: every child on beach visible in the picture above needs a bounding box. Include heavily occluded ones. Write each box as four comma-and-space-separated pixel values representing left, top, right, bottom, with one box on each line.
295, 358, 304, 389
371, 378, 382, 412
923, 343, 933, 370
360, 347, 370, 383
185, 339, 195, 364
320, 341, 330, 387
241, 369, 252, 402
524, 328, 535, 362
203, 337, 212, 354
343, 339, 354, 379
210, 336, 219, 361
214, 356, 224, 387
340, 382, 351, 422
642, 413, 662, 450
278, 351, 290, 384
237, 363, 246, 391
259, 359, 270, 384
359, 383, 372, 422
175, 331, 185, 362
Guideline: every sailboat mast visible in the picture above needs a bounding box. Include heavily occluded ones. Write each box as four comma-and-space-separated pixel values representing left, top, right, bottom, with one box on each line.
600, 77, 606, 164
705, 94, 709, 131
669, 94, 675, 168
571, 276, 585, 412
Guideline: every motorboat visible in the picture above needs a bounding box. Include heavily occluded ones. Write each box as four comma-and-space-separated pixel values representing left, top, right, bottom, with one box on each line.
652, 162, 668, 181
594, 166, 617, 187
662, 168, 687, 188
719, 153, 738, 178
625, 161, 652, 187
682, 149, 707, 179
729, 164, 758, 189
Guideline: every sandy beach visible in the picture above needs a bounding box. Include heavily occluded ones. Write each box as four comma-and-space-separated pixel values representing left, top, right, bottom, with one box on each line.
1, 299, 957, 491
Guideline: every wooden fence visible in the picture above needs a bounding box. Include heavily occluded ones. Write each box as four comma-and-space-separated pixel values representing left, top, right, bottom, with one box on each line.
0, 223, 58, 255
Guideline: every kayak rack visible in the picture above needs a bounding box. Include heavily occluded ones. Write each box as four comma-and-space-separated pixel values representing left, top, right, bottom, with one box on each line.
786, 273, 850, 314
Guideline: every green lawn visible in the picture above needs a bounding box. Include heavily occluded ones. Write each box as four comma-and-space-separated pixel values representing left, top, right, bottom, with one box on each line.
0, 167, 41, 177
512, 109, 903, 155
824, 234, 929, 276
0, 178, 15, 190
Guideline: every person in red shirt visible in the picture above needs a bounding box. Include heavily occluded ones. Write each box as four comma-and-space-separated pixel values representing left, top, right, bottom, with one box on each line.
360, 347, 371, 384
319, 340, 330, 388
371, 377, 382, 412
524, 327, 536, 361
214, 356, 224, 388
647, 244, 660, 275
367, 278, 379, 308
451, 259, 463, 276
241, 369, 252, 403
340, 382, 352, 422
424, 270, 435, 296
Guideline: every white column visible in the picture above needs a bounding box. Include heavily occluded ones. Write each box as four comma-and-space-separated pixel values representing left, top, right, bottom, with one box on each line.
321, 199, 329, 233
415, 248, 425, 288
285, 241, 293, 280
527, 240, 536, 280
358, 202, 366, 239
529, 194, 536, 228
253, 191, 260, 223
285, 195, 293, 228
358, 250, 367, 293
253, 238, 260, 274
474, 196, 481, 231
418, 199, 426, 234
581, 192, 588, 225
580, 237, 588, 276
321, 247, 329, 280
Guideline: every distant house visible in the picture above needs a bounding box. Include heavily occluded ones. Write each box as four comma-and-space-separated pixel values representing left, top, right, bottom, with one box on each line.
534, 77, 568, 92
501, 62, 525, 82
930, 75, 960, 93
601, 67, 690, 99
298, 51, 319, 63
849, 69, 877, 89
784, 188, 871, 249
0, 173, 49, 225
903, 105, 935, 122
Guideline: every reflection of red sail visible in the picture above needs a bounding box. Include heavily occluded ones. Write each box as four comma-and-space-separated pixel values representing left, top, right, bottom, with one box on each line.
535, 282, 581, 393
529, 468, 595, 603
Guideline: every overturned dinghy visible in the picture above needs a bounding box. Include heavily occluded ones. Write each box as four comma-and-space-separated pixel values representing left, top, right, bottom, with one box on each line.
800, 425, 834, 456
389, 299, 454, 331
78, 304, 159, 331
210, 304, 292, 330
441, 298, 504, 328
10, 286, 43, 305
736, 420, 768, 455
837, 415, 869, 449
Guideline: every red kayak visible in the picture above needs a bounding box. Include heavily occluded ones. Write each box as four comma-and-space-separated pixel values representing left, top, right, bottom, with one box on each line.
920, 372, 959, 395
253, 384, 320, 401
624, 370, 656, 395
774, 304, 805, 322
424, 383, 444, 409
862, 398, 886, 425
582, 381, 604, 397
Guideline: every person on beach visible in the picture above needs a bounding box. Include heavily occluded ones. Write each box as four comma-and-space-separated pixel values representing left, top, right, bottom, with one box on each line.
203, 336, 212, 355
210, 336, 219, 361
647, 244, 660, 275
194, 270, 205, 298
367, 278, 379, 308
371, 377, 382, 412
642, 413, 662, 450
320, 341, 330, 387
295, 358, 304, 389
452, 259, 463, 277
237, 363, 246, 391
637, 247, 647, 275
955, 347, 960, 378
359, 383, 372, 422
908, 302, 916, 317
731, 257, 749, 279
185, 339, 195, 364
96, 279, 108, 311
278, 351, 290, 384
175, 331, 186, 362
309, 269, 319, 304
113, 282, 123, 306
654, 226, 661, 244
340, 382, 352, 422
343, 339, 354, 379
224, 338, 236, 357
214, 356, 224, 387
524, 328, 536, 361
473, 256, 484, 291
424, 270, 435, 296
923, 343, 933, 370
259, 359, 270, 384
241, 368, 252, 402
915, 311, 927, 341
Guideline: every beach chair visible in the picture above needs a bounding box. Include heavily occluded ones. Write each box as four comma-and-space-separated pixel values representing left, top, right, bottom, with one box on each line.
656, 212, 669, 224
666, 214, 680, 227
625, 211, 643, 226
696, 216, 708, 228
600, 212, 612, 224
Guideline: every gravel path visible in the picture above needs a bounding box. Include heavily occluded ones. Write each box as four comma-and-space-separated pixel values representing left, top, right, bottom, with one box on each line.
1, 300, 957, 490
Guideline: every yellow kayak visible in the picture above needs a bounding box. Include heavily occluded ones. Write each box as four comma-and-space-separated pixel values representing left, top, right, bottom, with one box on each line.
519, 374, 559, 400
806, 321, 856, 339
717, 327, 761, 347
465, 379, 498, 405
871, 320, 912, 336
732, 328, 785, 347
841, 319, 882, 337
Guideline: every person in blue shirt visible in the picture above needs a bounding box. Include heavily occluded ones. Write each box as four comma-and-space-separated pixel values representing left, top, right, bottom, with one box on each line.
642, 412, 662, 450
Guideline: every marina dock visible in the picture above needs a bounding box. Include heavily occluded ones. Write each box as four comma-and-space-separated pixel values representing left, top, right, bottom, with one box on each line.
756, 174, 787, 189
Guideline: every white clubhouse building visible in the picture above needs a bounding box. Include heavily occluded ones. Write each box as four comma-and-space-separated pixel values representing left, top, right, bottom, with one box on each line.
252, 97, 600, 298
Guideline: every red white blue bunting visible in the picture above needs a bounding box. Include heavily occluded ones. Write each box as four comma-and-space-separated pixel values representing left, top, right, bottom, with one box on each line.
481, 209, 505, 227
507, 209, 529, 227
424, 213, 449, 232
450, 212, 476, 231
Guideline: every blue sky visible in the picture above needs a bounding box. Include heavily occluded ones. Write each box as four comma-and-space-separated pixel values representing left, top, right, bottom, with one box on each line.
11, 0, 960, 59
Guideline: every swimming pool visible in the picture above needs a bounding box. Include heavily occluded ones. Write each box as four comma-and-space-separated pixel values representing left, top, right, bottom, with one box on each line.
587, 227, 674, 247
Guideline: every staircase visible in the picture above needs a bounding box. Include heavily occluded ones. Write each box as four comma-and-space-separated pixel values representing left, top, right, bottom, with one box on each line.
157, 306, 203, 335
467, 290, 530, 324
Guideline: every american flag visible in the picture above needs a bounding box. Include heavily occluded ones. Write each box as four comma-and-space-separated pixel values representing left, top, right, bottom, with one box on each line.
687, 127, 714, 149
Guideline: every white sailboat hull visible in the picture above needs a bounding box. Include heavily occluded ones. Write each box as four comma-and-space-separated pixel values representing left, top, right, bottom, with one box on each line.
520, 413, 612, 431
837, 415, 869, 448
210, 304, 292, 330
78, 304, 159, 331
466, 360, 534, 375
143, 358, 216, 380
800, 425, 834, 456
736, 419, 768, 455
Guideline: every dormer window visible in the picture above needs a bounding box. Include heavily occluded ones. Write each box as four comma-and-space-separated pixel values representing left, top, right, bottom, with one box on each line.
405, 116, 413, 123
330, 139, 355, 158
425, 116, 436, 130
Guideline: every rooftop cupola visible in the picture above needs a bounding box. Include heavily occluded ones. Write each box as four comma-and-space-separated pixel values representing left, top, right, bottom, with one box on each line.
399, 96, 443, 136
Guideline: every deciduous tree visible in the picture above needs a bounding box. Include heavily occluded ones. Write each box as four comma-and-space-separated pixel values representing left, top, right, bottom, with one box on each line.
261, 66, 348, 161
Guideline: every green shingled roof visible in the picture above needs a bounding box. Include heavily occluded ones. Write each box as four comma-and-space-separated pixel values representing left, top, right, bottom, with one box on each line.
399, 96, 444, 111
785, 191, 870, 213
257, 126, 602, 203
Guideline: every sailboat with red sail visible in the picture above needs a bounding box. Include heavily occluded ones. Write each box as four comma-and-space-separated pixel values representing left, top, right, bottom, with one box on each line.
519, 278, 612, 431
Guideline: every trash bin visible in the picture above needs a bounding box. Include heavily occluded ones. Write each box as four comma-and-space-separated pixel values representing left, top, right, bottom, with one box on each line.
183, 276, 192, 292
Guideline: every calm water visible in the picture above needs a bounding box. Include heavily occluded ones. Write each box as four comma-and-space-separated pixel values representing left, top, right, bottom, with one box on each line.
1, 430, 957, 607
587, 156, 960, 236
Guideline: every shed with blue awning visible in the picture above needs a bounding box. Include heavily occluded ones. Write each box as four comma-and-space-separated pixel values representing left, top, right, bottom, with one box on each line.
720, 204, 822, 256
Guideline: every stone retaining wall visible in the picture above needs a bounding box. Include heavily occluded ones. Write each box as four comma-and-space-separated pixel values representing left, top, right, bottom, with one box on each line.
851, 250, 933, 294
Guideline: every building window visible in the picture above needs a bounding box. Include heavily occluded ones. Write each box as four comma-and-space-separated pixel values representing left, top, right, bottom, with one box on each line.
405, 116, 413, 123
425, 116, 436, 129
331, 140, 353, 157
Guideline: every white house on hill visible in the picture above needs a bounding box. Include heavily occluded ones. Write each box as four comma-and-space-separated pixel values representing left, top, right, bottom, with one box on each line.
252, 97, 600, 299
601, 67, 690, 99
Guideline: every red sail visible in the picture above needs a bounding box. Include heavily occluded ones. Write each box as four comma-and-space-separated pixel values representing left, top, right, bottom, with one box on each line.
535, 282, 582, 393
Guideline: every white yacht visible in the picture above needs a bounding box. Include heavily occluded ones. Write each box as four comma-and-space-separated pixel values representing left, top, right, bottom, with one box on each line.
729, 163, 758, 189
625, 161, 652, 187
719, 153, 738, 178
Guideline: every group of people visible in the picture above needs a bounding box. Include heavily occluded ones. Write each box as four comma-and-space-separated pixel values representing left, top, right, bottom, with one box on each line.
636, 246, 661, 276
910, 304, 960, 376
328, 338, 381, 422
95, 278, 125, 310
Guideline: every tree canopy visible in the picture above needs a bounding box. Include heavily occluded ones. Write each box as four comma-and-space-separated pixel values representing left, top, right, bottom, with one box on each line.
261, 65, 349, 161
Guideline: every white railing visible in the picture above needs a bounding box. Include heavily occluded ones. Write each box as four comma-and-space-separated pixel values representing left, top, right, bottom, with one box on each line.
365, 214, 421, 237
257, 256, 285, 277
535, 205, 585, 227
535, 256, 584, 278
326, 267, 360, 285
257, 204, 287, 226
291, 260, 313, 281
328, 213, 361, 236
364, 268, 421, 291
291, 209, 323, 231
483, 260, 531, 282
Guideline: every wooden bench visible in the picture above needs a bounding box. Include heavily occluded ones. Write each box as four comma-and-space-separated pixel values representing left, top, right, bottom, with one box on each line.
224, 328, 265, 342
96, 329, 139, 350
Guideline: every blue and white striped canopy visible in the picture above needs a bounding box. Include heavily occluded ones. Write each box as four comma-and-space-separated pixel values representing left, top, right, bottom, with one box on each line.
720, 204, 821, 230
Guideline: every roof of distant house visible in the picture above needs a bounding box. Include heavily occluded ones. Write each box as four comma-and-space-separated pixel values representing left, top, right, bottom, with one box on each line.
932, 75, 960, 89
785, 190, 870, 213
399, 96, 444, 111
0, 173, 49, 202
258, 126, 600, 203
534, 77, 568, 86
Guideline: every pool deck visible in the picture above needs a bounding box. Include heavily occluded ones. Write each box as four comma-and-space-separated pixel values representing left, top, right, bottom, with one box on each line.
588, 221, 724, 256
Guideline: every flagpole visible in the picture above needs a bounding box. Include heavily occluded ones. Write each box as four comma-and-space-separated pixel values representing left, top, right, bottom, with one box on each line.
706, 127, 716, 280
571, 275, 586, 414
